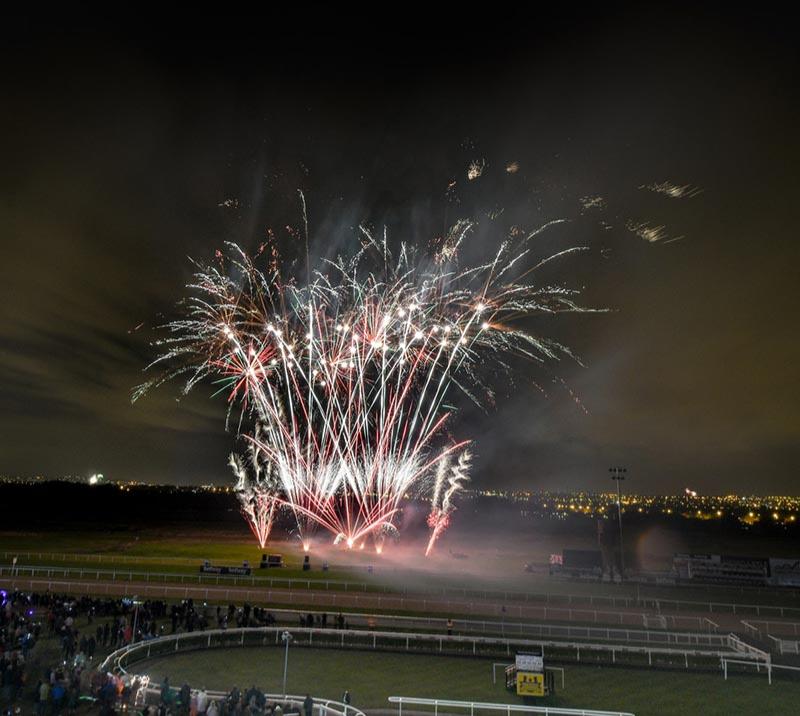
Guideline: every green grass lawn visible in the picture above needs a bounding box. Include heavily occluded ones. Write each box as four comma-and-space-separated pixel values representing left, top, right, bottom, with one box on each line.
0, 529, 363, 581
3, 527, 800, 612
134, 646, 799, 715
0, 529, 308, 567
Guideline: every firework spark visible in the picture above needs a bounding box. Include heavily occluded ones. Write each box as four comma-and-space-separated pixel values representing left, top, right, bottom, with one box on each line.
641, 182, 702, 199
626, 220, 673, 243
425, 450, 471, 556
229, 432, 279, 548
135, 213, 594, 552
580, 195, 605, 212
467, 159, 486, 181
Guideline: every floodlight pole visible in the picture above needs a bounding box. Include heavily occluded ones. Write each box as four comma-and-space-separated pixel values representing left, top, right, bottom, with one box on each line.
131, 596, 140, 645
281, 631, 292, 696
609, 467, 627, 580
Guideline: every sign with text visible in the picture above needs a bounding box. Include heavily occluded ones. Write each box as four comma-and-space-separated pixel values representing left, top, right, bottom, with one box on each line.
516, 672, 545, 697
515, 653, 543, 672
199, 565, 252, 576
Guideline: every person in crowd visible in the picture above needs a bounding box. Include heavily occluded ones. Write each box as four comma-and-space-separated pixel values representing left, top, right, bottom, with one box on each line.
180, 682, 192, 716
99, 676, 117, 716
37, 679, 50, 716
197, 686, 210, 716
51, 679, 66, 715
227, 685, 241, 712
161, 676, 172, 705
66, 683, 80, 716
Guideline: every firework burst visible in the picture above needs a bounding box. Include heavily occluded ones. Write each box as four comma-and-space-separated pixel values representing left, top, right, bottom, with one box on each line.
135, 213, 594, 552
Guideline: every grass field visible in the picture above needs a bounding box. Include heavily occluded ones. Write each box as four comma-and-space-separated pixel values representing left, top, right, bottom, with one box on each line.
0, 529, 359, 581
4, 527, 800, 609
135, 645, 797, 715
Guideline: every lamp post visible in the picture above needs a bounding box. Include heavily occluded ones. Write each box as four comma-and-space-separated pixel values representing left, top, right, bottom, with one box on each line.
131, 596, 141, 644
281, 631, 293, 696
609, 467, 627, 580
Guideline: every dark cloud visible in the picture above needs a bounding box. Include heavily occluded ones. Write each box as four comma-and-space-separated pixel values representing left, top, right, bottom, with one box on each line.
1, 7, 798, 491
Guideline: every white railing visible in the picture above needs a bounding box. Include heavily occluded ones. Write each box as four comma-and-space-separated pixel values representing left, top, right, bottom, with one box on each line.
740, 620, 761, 639
0, 563, 374, 593
6, 595, 724, 648
767, 635, 800, 655
5, 559, 799, 618
7, 549, 800, 599
388, 696, 635, 716
743, 618, 800, 638
99, 626, 767, 681
241, 608, 729, 647
721, 657, 771, 684
727, 633, 770, 662
646, 596, 800, 619
769, 663, 800, 678
137, 686, 359, 716
0, 573, 715, 630
723, 656, 800, 685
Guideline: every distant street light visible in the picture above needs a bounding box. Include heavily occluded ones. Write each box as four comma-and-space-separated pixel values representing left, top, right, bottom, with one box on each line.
609, 467, 627, 580
281, 631, 293, 695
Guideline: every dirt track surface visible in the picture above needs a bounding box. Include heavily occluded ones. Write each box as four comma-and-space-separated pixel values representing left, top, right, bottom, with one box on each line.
0, 574, 746, 631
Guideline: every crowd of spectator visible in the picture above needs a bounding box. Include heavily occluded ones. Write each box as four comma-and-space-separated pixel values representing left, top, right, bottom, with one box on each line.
1, 588, 38, 711
153, 680, 329, 716
0, 589, 356, 716
1, 590, 153, 715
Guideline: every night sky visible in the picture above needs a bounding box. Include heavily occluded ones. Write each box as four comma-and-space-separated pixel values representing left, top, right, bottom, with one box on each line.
1, 8, 798, 493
